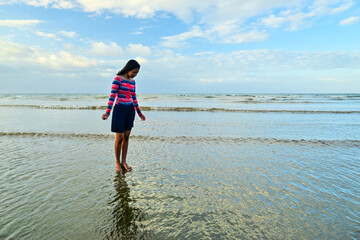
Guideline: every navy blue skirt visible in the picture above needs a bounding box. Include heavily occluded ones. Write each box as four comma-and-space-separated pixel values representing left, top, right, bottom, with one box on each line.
111, 103, 135, 133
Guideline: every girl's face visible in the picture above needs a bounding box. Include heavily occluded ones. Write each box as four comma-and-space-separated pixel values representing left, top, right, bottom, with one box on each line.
128, 68, 139, 78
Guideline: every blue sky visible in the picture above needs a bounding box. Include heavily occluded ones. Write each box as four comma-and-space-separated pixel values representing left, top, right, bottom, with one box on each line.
0, 0, 359, 93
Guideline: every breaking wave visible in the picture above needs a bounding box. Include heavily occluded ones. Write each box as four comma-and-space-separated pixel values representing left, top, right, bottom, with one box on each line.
1, 105, 359, 114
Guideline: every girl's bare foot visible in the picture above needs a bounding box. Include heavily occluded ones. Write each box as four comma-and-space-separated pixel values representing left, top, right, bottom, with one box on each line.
121, 163, 132, 171
116, 163, 122, 172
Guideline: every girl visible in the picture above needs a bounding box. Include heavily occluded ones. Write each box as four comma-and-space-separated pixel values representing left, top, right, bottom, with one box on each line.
102, 59, 146, 172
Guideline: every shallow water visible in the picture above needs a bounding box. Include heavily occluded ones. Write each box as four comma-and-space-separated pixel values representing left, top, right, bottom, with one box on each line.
1, 93, 359, 239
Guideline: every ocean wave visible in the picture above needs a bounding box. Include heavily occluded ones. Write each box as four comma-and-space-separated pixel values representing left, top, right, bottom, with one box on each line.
1, 131, 359, 147
1, 104, 359, 114
229, 100, 324, 104
0, 104, 107, 110
2, 93, 360, 101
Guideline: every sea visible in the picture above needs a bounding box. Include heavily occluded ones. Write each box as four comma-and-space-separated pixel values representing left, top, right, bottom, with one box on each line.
0, 93, 359, 239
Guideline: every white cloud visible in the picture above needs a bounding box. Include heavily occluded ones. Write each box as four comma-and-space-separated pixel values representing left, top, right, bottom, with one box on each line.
134, 57, 147, 64
36, 31, 57, 38
0, 39, 35, 58
35, 30, 77, 40
340, 16, 360, 25
310, 0, 354, 15
131, 26, 148, 35
90, 42, 124, 57
0, 19, 43, 27
0, 39, 99, 71
126, 43, 152, 57
58, 31, 77, 38
8, 0, 75, 8
162, 26, 205, 48
162, 24, 267, 47
75, 0, 197, 20
261, 11, 315, 31
52, 0, 75, 9
227, 31, 268, 44
37, 51, 98, 69
260, 0, 354, 31
261, 14, 286, 28
88, 42, 151, 57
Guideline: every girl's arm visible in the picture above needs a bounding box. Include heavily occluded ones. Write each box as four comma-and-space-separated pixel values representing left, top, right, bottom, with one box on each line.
105, 77, 121, 115
132, 84, 146, 120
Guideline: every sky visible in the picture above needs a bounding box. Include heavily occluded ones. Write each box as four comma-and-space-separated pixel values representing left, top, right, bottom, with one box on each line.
0, 0, 360, 94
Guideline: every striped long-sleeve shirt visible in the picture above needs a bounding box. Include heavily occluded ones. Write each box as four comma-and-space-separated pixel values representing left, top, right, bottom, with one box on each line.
105, 76, 143, 117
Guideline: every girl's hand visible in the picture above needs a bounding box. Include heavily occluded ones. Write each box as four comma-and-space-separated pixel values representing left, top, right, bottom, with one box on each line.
102, 113, 109, 120
140, 115, 146, 121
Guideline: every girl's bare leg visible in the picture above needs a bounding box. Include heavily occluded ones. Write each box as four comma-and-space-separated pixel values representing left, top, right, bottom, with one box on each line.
115, 132, 124, 172
121, 130, 132, 170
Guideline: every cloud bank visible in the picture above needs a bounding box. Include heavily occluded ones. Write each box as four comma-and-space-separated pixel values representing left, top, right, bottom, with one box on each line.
0, 0, 358, 93
1, 38, 359, 93
2, 0, 355, 45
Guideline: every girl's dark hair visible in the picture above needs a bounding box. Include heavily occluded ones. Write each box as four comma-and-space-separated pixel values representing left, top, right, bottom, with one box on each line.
117, 59, 140, 75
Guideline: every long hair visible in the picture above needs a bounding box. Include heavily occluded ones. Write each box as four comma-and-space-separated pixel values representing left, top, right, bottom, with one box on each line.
117, 59, 140, 76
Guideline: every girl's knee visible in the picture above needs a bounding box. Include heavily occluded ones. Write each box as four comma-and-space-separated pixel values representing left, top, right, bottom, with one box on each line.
124, 131, 131, 141
115, 135, 124, 144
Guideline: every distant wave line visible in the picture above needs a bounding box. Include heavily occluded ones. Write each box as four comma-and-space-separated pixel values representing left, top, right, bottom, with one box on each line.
0, 104, 360, 114
1, 131, 359, 147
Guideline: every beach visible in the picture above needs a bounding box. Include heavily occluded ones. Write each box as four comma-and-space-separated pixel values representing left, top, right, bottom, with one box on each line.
0, 93, 359, 239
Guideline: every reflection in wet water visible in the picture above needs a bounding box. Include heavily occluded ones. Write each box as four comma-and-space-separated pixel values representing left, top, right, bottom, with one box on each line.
104, 173, 148, 240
